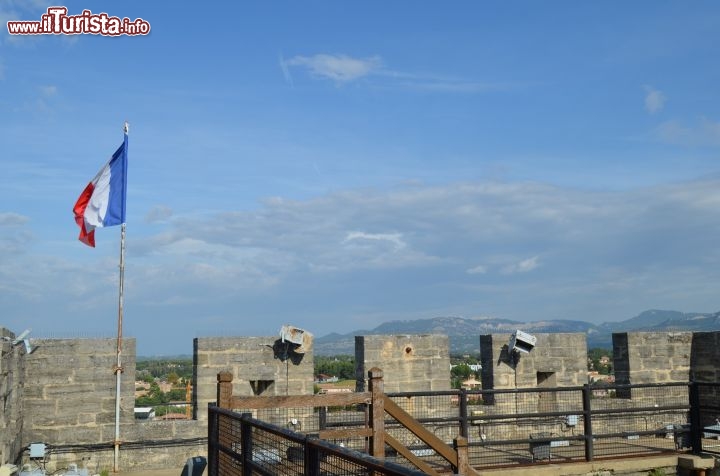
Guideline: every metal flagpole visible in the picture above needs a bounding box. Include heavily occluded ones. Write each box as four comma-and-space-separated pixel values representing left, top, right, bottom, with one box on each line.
113, 121, 128, 472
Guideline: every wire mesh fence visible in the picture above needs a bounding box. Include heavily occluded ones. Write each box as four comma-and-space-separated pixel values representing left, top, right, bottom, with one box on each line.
209, 382, 720, 474
208, 406, 426, 476
696, 382, 720, 455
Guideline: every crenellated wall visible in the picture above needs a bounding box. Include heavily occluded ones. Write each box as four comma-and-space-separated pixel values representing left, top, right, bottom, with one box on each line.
2, 327, 720, 473
22, 338, 136, 444
193, 336, 314, 421
480, 333, 588, 391
7, 335, 206, 473
354, 334, 450, 392
612, 331, 692, 386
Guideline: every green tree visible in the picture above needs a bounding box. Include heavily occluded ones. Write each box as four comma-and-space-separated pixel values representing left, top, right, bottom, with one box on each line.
314, 355, 355, 380
167, 372, 180, 385
167, 388, 187, 402
450, 364, 473, 389
587, 348, 613, 374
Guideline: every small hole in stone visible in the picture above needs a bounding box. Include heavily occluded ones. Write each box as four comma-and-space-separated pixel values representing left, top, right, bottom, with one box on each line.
405, 346, 412, 354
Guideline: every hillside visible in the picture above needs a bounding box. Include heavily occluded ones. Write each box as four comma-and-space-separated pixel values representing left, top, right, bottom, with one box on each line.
314, 309, 720, 355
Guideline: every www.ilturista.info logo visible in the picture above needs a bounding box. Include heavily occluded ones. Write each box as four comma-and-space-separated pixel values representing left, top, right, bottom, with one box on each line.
7, 7, 151, 36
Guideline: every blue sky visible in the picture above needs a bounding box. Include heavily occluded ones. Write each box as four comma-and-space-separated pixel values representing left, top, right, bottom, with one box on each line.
2, 1, 720, 355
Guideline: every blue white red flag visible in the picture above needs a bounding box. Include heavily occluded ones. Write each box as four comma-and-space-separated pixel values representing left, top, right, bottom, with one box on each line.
73, 133, 128, 247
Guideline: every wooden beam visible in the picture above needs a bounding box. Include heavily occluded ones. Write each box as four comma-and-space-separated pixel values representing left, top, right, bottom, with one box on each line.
384, 432, 439, 476
318, 428, 372, 439
230, 392, 371, 410
384, 398, 458, 466
369, 368, 385, 459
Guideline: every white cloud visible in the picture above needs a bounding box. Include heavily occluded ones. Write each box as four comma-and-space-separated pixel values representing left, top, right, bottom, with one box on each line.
466, 265, 487, 275
501, 256, 540, 275
7, 178, 720, 354
285, 54, 382, 82
644, 85, 666, 114
344, 231, 405, 249
281, 53, 519, 94
278, 53, 294, 87
381, 69, 520, 93
0, 212, 29, 226
39, 85, 57, 96
655, 117, 720, 146
0, 212, 31, 254
144, 205, 173, 224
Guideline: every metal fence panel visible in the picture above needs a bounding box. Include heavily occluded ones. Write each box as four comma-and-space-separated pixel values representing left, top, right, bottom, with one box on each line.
209, 381, 709, 473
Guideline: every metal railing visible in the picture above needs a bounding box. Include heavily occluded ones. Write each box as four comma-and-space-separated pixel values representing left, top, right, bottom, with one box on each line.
694, 382, 720, 455
458, 382, 691, 467
210, 378, 720, 473
208, 405, 426, 476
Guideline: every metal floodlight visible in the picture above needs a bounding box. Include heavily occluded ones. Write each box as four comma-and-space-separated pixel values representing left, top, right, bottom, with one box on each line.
509, 330, 537, 354
11, 329, 31, 346
22, 339, 33, 354
279, 325, 313, 354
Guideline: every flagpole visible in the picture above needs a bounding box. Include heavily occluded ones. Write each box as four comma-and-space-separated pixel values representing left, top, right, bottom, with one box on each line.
113, 121, 128, 473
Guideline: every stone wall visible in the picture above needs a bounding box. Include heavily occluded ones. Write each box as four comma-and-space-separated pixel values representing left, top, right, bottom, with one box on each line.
612, 332, 692, 392
354, 334, 450, 392
26, 421, 207, 474
6, 328, 719, 472
18, 337, 206, 473
22, 338, 136, 445
5, 332, 315, 472
193, 336, 314, 421
479, 333, 587, 421
0, 328, 25, 466
480, 333, 588, 390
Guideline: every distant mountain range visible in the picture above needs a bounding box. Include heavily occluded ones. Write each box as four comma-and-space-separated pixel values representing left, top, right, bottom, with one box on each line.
314, 310, 720, 355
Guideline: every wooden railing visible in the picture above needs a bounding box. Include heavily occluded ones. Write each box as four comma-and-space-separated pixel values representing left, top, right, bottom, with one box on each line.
216, 367, 478, 475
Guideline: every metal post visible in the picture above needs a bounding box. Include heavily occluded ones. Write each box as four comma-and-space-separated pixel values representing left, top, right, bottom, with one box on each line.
459, 388, 469, 438
582, 384, 594, 461
305, 437, 320, 476
113, 222, 126, 472
689, 382, 702, 454
112, 122, 129, 473
207, 404, 218, 476
241, 413, 253, 476
319, 406, 327, 431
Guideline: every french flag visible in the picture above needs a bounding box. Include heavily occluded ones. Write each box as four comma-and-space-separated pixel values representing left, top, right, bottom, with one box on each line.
73, 133, 128, 247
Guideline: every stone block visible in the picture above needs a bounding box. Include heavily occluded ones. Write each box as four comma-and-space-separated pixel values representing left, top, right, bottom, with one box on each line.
77, 413, 96, 425
24, 398, 56, 414
25, 427, 61, 444
29, 411, 78, 428
130, 421, 180, 440
677, 454, 715, 470
58, 426, 105, 445
56, 397, 103, 414
95, 410, 119, 425
44, 383, 97, 398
